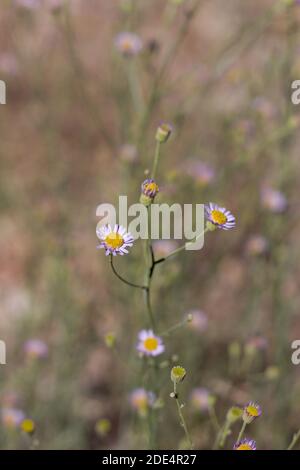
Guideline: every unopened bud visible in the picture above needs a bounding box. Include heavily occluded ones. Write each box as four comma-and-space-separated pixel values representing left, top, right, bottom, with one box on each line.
155, 122, 173, 143
171, 366, 186, 384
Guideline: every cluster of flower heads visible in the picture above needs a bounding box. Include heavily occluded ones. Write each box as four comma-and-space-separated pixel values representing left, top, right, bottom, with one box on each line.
97, 224, 134, 256
233, 401, 262, 450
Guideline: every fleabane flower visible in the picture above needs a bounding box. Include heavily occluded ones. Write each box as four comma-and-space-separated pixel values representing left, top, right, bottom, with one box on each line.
190, 388, 212, 412
24, 339, 48, 359
243, 401, 262, 424
234, 438, 256, 450
260, 187, 287, 213
205, 202, 236, 230
137, 330, 165, 357
1, 408, 25, 428
97, 224, 134, 256
115, 32, 143, 57
129, 388, 155, 416
141, 178, 159, 199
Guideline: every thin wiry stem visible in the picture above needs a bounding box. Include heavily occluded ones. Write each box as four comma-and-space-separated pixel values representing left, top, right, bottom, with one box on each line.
236, 421, 247, 444
151, 141, 161, 180
155, 227, 209, 265
173, 382, 194, 450
109, 255, 146, 290
137, 0, 202, 149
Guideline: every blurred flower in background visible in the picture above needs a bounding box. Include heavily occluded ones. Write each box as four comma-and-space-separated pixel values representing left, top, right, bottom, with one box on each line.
115, 32, 143, 57
245, 235, 269, 257
129, 388, 155, 417
1, 408, 25, 429
24, 339, 49, 359
184, 161, 216, 187
260, 187, 288, 213
190, 388, 211, 413
185, 309, 208, 333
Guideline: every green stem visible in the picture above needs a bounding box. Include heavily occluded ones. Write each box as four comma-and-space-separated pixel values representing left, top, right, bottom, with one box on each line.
110, 255, 146, 290
160, 316, 190, 337
126, 59, 144, 116
288, 429, 300, 450
155, 227, 209, 265
237, 421, 247, 443
151, 141, 161, 180
209, 403, 221, 433
173, 383, 194, 449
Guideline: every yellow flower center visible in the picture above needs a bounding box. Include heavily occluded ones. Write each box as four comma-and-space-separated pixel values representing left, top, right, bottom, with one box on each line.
21, 419, 35, 434
236, 444, 253, 451
122, 39, 133, 51
211, 209, 227, 225
143, 337, 158, 351
246, 405, 259, 417
105, 232, 124, 249
134, 396, 148, 409
145, 182, 158, 193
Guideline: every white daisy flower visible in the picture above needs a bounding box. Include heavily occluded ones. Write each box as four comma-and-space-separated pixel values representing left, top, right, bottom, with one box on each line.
137, 330, 165, 357
96, 224, 134, 256
205, 202, 236, 230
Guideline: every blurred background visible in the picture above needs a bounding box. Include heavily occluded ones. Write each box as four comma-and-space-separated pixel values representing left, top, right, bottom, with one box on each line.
1, 0, 300, 450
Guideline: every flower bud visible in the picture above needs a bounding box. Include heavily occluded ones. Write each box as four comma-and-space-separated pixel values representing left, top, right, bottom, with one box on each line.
226, 406, 243, 424
155, 122, 173, 143
95, 418, 111, 437
140, 178, 159, 206
105, 332, 116, 349
171, 366, 186, 384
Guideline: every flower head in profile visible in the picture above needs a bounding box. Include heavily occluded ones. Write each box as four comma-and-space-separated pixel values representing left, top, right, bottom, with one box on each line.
243, 401, 262, 424
1, 408, 25, 428
97, 224, 134, 256
234, 438, 256, 450
24, 339, 48, 359
141, 178, 159, 199
260, 187, 287, 213
205, 203, 236, 230
129, 388, 155, 416
137, 330, 165, 357
115, 32, 143, 57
